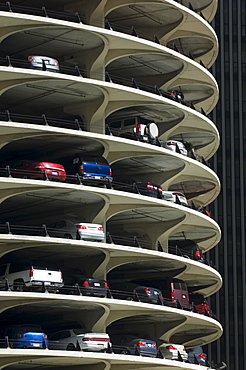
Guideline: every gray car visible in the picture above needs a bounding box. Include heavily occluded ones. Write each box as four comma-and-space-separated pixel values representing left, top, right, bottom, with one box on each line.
47, 219, 104, 241
111, 334, 158, 357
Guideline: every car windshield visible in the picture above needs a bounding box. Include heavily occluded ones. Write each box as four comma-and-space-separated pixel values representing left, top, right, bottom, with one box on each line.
20, 325, 43, 333
190, 295, 205, 304
73, 329, 86, 335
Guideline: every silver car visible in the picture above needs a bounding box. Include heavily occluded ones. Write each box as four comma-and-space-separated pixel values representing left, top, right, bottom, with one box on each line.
47, 219, 104, 241
49, 329, 111, 352
28, 56, 59, 72
161, 140, 187, 156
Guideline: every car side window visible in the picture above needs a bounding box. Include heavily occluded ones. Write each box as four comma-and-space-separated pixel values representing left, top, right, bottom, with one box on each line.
50, 332, 61, 341
13, 162, 25, 169
0, 264, 7, 275
181, 282, 187, 291
59, 331, 71, 340
5, 327, 15, 336
56, 221, 66, 229
120, 336, 129, 343
173, 281, 180, 289
9, 261, 30, 273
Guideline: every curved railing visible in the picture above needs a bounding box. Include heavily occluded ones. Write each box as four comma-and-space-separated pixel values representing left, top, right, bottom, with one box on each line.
0, 2, 211, 67
0, 222, 214, 267
0, 276, 215, 317
0, 57, 210, 115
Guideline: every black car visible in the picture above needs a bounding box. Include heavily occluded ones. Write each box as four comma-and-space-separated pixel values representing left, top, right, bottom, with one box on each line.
109, 282, 163, 304
63, 278, 110, 297
169, 240, 205, 263
111, 334, 158, 357
113, 178, 162, 199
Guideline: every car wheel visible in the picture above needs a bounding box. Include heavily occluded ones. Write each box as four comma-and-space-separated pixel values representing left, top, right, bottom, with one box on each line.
13, 281, 25, 292
23, 175, 29, 179
66, 343, 76, 351
126, 296, 134, 301
64, 234, 73, 239
120, 349, 130, 355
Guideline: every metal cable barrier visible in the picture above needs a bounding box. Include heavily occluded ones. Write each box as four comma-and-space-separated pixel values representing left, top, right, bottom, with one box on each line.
0, 55, 209, 117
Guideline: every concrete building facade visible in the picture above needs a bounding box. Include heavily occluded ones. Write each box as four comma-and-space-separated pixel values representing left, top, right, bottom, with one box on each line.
0, 1, 223, 369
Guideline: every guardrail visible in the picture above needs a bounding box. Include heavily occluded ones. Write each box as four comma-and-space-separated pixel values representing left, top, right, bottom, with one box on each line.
0, 55, 210, 117
0, 2, 212, 78
0, 334, 223, 368
0, 278, 214, 317
0, 222, 213, 268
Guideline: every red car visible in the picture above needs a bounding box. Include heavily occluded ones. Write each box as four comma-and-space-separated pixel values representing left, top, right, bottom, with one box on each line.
11, 160, 66, 181
189, 293, 212, 316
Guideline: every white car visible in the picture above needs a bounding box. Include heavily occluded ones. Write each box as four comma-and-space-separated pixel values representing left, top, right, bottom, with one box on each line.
158, 342, 188, 361
161, 140, 187, 156
47, 219, 104, 241
162, 191, 188, 207
28, 56, 59, 72
49, 329, 111, 352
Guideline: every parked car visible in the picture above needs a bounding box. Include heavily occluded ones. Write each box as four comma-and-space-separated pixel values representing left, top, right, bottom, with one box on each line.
119, 122, 159, 144
67, 156, 113, 185
114, 178, 162, 199
168, 240, 205, 263
169, 90, 184, 102
28, 56, 59, 72
187, 346, 208, 365
189, 293, 212, 316
63, 278, 109, 297
198, 206, 211, 217
107, 115, 157, 137
161, 278, 191, 309
110, 282, 163, 304
47, 219, 104, 241
10, 160, 66, 181
158, 342, 188, 361
160, 140, 187, 155
3, 324, 48, 349
162, 191, 188, 206
49, 329, 111, 352
0, 261, 63, 292
111, 334, 158, 357
133, 278, 191, 309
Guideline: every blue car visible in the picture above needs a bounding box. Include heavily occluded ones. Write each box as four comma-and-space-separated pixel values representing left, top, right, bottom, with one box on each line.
4, 325, 48, 349
187, 346, 207, 365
